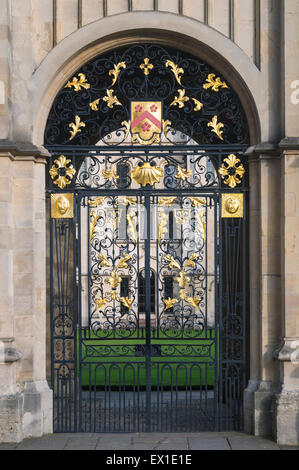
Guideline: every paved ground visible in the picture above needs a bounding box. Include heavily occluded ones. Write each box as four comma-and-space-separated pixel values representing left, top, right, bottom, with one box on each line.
0, 432, 298, 450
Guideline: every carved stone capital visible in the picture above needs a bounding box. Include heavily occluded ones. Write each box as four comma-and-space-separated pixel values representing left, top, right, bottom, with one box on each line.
0, 338, 23, 364
273, 337, 299, 362
245, 142, 280, 159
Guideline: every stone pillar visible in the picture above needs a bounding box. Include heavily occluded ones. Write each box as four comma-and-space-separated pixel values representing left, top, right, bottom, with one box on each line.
0, 142, 52, 443
273, 143, 299, 446
244, 144, 282, 437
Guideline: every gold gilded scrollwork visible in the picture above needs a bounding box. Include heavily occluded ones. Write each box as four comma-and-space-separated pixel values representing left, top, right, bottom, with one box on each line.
158, 197, 177, 207
192, 98, 203, 111
89, 210, 99, 242
65, 73, 90, 92
170, 89, 189, 108
89, 98, 100, 111
69, 115, 86, 141
130, 162, 163, 187
158, 212, 168, 242
162, 119, 172, 139
103, 89, 122, 108
127, 209, 138, 242
109, 62, 126, 86
218, 154, 245, 188
184, 253, 199, 269
164, 298, 178, 311
207, 115, 224, 141
95, 254, 134, 312
176, 166, 192, 181
121, 120, 131, 140
165, 60, 184, 85
49, 155, 76, 189
140, 58, 154, 75
88, 197, 106, 208
203, 73, 228, 92
102, 167, 119, 182
98, 253, 113, 269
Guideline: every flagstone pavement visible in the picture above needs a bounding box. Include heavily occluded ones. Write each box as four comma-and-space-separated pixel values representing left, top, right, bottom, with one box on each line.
0, 432, 298, 450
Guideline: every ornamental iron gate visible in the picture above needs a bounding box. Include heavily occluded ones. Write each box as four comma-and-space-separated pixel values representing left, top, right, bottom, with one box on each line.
46, 43, 249, 433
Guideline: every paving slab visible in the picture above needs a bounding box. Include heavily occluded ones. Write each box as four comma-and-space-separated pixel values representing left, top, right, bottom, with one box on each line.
227, 436, 280, 450
188, 437, 230, 450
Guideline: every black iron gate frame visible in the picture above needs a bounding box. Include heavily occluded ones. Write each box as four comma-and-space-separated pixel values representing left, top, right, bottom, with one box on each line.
47, 144, 248, 433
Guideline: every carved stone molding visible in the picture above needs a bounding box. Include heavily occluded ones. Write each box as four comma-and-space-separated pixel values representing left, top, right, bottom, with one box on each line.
0, 338, 23, 364
279, 137, 299, 150
0, 140, 50, 159
273, 337, 299, 362
245, 141, 280, 159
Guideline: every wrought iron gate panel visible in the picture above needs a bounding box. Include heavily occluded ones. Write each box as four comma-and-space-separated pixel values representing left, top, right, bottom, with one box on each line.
46, 32, 249, 435
48, 146, 248, 433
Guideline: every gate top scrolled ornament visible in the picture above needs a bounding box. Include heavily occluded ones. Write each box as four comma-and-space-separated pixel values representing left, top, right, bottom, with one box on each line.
44, 43, 249, 147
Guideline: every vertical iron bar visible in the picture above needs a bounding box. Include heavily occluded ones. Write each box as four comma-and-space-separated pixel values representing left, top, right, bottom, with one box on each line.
145, 193, 151, 432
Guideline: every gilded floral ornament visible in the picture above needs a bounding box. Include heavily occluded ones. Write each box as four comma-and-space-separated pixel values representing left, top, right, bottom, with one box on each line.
165, 254, 181, 271
158, 197, 177, 207
130, 162, 163, 187
119, 297, 133, 309
98, 253, 112, 269
140, 58, 154, 76
102, 167, 119, 181
96, 297, 109, 310
106, 271, 122, 289
164, 298, 178, 311
121, 120, 131, 140
103, 89, 122, 108
69, 115, 86, 141
165, 60, 184, 85
116, 255, 131, 270
176, 166, 192, 181
162, 119, 172, 139
158, 212, 168, 242
49, 155, 76, 189
196, 211, 206, 243
185, 296, 201, 310
88, 197, 106, 208
218, 154, 245, 188
109, 61, 126, 86
184, 253, 199, 269
170, 89, 189, 108
203, 73, 228, 92
89, 210, 99, 242
64, 73, 90, 92
89, 98, 100, 111
174, 271, 190, 289
207, 115, 224, 141
188, 197, 206, 207
127, 209, 137, 242
192, 98, 203, 111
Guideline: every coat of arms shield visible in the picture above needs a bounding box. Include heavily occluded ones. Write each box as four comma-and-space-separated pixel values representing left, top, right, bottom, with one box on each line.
131, 101, 162, 145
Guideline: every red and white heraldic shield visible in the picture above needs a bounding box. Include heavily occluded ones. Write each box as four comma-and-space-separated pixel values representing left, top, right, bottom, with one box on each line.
131, 101, 162, 144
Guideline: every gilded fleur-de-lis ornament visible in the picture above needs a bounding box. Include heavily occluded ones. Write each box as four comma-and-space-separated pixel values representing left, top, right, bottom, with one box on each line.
109, 62, 126, 85
103, 89, 122, 108
203, 73, 228, 92
69, 115, 85, 141
65, 73, 90, 92
170, 89, 189, 108
207, 115, 224, 141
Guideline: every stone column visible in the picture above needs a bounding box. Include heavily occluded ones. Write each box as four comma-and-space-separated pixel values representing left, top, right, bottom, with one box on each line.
0, 142, 52, 443
244, 144, 282, 437
273, 143, 299, 445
